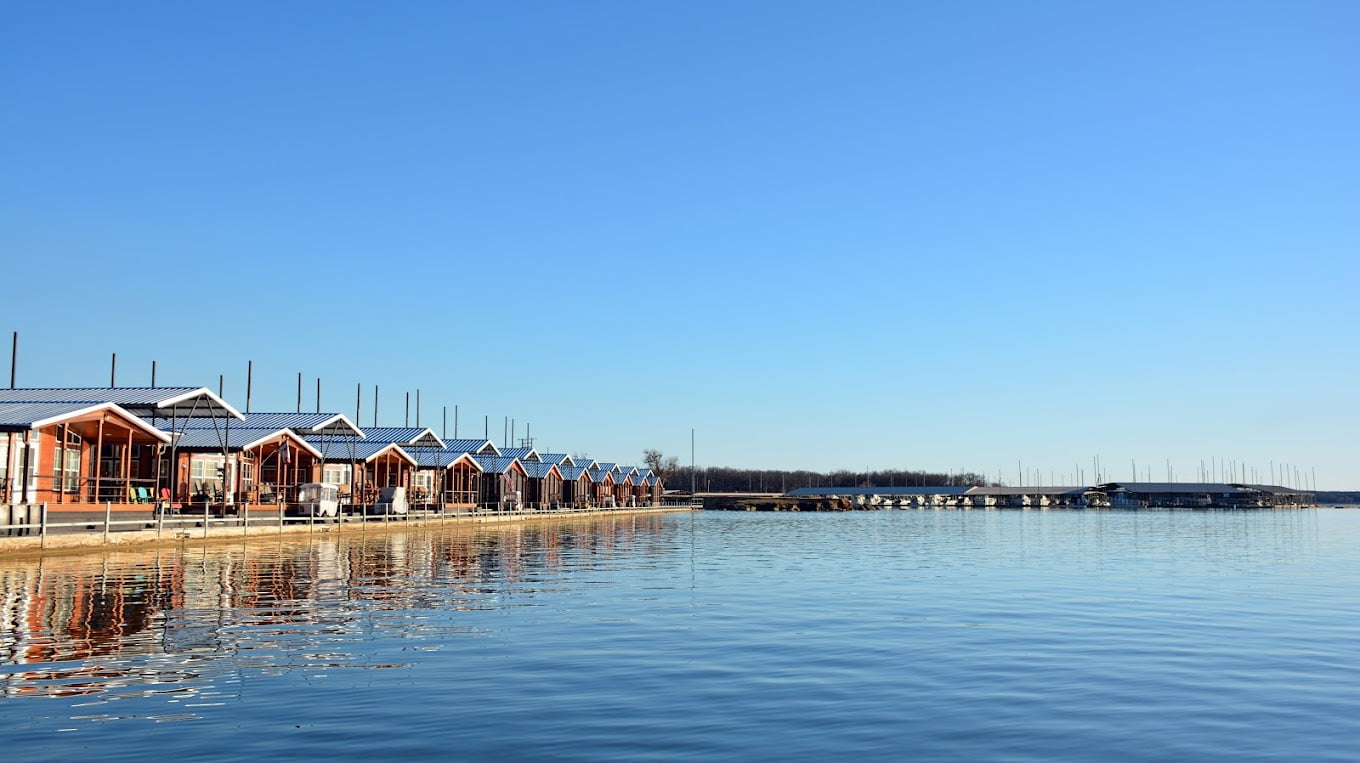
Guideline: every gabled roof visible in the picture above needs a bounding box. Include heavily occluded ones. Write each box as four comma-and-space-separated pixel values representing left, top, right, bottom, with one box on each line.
0, 401, 172, 442
443, 438, 501, 456
181, 411, 365, 437
594, 462, 617, 474
538, 453, 572, 466
175, 428, 323, 458
473, 454, 523, 475
573, 458, 598, 470
305, 437, 416, 464
413, 449, 484, 470
588, 468, 616, 485
359, 427, 445, 449
520, 461, 562, 480
0, 387, 243, 420
559, 465, 592, 481
500, 447, 541, 462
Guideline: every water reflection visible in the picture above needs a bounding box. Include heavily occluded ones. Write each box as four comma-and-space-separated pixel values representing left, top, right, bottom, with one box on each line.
0, 515, 669, 699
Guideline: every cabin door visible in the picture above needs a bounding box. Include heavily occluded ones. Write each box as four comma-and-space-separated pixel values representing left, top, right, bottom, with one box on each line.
7, 435, 39, 504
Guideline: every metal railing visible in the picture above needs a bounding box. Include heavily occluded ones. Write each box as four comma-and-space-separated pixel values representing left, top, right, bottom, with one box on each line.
0, 498, 685, 547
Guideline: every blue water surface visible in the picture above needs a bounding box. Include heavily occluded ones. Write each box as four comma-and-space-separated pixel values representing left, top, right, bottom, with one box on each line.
1, 509, 1357, 761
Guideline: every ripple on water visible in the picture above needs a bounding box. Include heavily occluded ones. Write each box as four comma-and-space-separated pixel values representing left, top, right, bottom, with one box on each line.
0, 510, 1357, 762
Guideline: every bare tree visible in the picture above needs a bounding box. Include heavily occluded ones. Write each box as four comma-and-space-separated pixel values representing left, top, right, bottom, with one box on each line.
643, 449, 680, 485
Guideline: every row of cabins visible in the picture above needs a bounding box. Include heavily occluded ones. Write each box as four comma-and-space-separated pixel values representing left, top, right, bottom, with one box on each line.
787, 482, 1314, 509
0, 387, 663, 526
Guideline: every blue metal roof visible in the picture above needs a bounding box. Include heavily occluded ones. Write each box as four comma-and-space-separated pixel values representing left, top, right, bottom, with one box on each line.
520, 461, 560, 479
472, 454, 519, 474
0, 401, 173, 440
443, 438, 500, 456
0, 386, 242, 419
413, 449, 483, 469
538, 453, 571, 466
178, 411, 363, 436
305, 437, 413, 463
360, 427, 445, 448
499, 447, 541, 462
558, 465, 592, 480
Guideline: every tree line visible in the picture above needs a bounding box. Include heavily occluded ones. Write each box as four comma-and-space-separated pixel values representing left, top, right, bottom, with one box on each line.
657, 463, 992, 494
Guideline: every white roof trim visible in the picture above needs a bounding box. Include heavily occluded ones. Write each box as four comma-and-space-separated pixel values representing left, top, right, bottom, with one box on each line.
30, 402, 172, 443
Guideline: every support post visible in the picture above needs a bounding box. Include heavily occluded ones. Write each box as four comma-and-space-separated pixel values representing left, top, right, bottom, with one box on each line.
39, 503, 47, 548
104, 501, 111, 543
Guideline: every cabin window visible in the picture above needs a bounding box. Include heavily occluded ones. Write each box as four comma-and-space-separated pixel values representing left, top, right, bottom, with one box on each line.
54, 447, 81, 493
0, 438, 8, 485
411, 471, 434, 493
190, 455, 225, 485
322, 463, 352, 486
240, 461, 256, 489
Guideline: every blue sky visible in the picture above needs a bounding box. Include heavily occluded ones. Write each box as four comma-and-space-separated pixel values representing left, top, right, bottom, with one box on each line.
2, 2, 1356, 487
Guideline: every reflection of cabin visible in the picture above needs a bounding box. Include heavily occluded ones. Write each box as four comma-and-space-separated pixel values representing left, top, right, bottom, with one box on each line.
473, 454, 527, 511
520, 461, 563, 509
557, 464, 594, 509
0, 401, 170, 521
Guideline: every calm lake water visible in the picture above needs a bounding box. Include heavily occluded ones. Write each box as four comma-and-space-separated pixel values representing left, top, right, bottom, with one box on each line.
2, 509, 1357, 761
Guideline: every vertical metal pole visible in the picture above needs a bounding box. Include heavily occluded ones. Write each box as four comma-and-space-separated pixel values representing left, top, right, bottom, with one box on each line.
110, 352, 117, 387
243, 501, 249, 535
8, 331, 15, 388
443, 406, 447, 439
246, 360, 253, 413
316, 378, 321, 413
374, 385, 379, 427
405, 392, 410, 427
356, 383, 362, 425
40, 503, 47, 548
104, 501, 111, 543
297, 372, 303, 412
455, 405, 459, 438
151, 360, 157, 388
219, 374, 224, 397
204, 498, 210, 537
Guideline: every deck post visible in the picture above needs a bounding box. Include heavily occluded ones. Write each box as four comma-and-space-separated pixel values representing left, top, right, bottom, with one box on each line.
243, 502, 249, 535
203, 499, 210, 538
104, 501, 111, 543
39, 503, 47, 548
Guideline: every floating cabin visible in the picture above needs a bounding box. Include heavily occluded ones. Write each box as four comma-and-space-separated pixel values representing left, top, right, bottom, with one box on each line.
0, 386, 668, 524
472, 453, 529, 511
172, 411, 365, 515
558, 464, 594, 509
355, 428, 446, 506
519, 461, 564, 509
0, 387, 239, 524
307, 437, 417, 509
588, 463, 618, 506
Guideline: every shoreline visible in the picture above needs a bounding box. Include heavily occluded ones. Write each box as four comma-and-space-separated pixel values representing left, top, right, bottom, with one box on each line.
0, 505, 694, 559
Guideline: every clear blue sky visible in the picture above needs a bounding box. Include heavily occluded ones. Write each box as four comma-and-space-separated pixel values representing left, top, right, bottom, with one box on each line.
2, 2, 1356, 487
